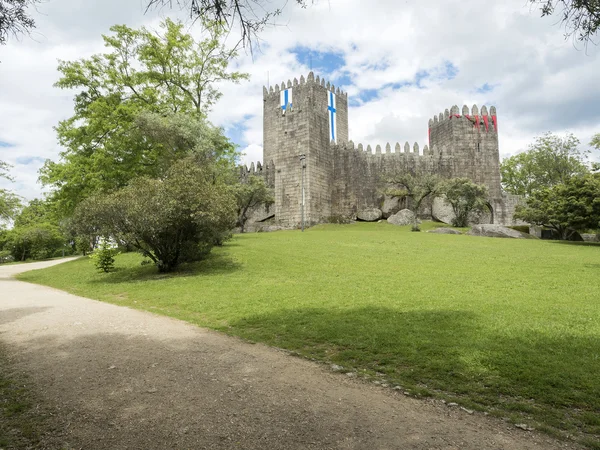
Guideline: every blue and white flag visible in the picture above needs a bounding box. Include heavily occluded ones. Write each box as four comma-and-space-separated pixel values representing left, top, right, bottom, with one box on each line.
280, 88, 292, 114
328, 91, 337, 143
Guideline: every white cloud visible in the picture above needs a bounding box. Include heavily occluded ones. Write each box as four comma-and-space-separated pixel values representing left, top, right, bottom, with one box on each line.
0, 0, 599, 200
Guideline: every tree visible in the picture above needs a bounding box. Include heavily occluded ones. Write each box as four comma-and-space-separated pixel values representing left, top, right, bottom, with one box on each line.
40, 18, 247, 215
592, 133, 600, 172
386, 173, 443, 231
0, 0, 41, 46
514, 174, 600, 239
530, 0, 600, 44
442, 178, 489, 227
235, 175, 274, 233
4, 223, 66, 260
500, 132, 589, 197
0, 160, 22, 226
71, 158, 237, 273
145, 0, 313, 48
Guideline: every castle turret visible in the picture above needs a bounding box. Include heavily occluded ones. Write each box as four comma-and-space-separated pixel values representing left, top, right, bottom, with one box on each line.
428, 104, 501, 198
263, 72, 349, 227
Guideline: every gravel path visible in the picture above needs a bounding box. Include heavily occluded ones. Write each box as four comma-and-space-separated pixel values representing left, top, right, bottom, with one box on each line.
0, 259, 580, 449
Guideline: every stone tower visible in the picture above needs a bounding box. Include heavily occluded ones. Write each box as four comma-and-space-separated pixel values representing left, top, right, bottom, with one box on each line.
428, 105, 502, 198
263, 72, 349, 227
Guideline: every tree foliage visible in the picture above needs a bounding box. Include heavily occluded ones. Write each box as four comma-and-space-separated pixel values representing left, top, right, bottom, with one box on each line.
386, 173, 443, 231
145, 0, 314, 48
40, 18, 246, 215
235, 175, 273, 233
3, 223, 66, 261
91, 240, 118, 273
530, 0, 600, 44
500, 132, 589, 197
0, 0, 41, 45
442, 178, 489, 227
514, 174, 600, 239
0, 160, 22, 226
72, 158, 236, 273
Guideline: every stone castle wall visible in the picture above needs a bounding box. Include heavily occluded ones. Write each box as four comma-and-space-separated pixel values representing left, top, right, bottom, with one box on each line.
242, 72, 521, 228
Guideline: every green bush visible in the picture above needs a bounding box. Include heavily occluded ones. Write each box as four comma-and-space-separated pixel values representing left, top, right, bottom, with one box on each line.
0, 249, 13, 264
90, 241, 118, 273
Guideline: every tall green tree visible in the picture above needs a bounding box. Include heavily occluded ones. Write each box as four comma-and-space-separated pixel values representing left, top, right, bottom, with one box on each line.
514, 174, 600, 240
592, 133, 600, 172
40, 18, 247, 215
500, 132, 589, 197
0, 160, 22, 226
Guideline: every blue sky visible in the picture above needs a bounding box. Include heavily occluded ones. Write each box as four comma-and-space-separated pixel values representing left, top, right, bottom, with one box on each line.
1, 0, 599, 200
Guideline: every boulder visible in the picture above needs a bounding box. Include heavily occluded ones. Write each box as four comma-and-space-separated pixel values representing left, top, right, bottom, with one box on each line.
427, 227, 463, 235
387, 209, 418, 226
381, 196, 400, 219
467, 224, 534, 239
357, 208, 383, 222
432, 197, 455, 225
581, 233, 600, 243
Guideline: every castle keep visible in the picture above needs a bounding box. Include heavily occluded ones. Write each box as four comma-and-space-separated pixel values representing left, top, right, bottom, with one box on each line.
241, 72, 521, 228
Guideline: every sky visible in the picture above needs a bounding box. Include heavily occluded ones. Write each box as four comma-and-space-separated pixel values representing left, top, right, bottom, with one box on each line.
1, 0, 599, 201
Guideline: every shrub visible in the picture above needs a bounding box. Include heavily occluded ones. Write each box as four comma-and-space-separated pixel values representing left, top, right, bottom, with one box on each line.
0, 250, 13, 264
90, 240, 118, 273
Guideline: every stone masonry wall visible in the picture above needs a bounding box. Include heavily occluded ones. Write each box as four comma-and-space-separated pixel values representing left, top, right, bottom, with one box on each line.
263, 73, 348, 227
255, 72, 520, 228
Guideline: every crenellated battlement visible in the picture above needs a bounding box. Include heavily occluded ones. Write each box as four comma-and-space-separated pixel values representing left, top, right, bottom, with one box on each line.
331, 140, 436, 157
263, 71, 348, 99
429, 104, 498, 133
238, 160, 276, 187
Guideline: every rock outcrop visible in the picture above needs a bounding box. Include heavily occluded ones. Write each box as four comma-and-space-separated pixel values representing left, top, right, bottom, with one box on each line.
467, 225, 534, 239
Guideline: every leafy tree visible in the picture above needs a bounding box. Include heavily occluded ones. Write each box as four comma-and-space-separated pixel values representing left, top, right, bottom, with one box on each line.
386, 173, 443, 231
13, 198, 59, 228
40, 18, 247, 215
500, 132, 589, 197
514, 174, 600, 240
0, 160, 22, 226
71, 158, 236, 273
442, 178, 489, 227
235, 175, 274, 233
4, 223, 66, 260
0, 0, 41, 45
530, 0, 600, 44
592, 133, 600, 172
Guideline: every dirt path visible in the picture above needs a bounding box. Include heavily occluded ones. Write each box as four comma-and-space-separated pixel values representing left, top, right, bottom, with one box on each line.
0, 260, 580, 450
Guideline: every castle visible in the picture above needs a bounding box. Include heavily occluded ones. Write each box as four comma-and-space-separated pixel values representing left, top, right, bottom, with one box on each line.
240, 72, 521, 228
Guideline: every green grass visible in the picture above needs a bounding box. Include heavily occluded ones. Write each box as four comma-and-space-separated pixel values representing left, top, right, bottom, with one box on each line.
17, 222, 600, 447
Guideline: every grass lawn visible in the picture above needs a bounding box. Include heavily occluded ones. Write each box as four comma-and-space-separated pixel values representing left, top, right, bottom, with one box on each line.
17, 222, 600, 447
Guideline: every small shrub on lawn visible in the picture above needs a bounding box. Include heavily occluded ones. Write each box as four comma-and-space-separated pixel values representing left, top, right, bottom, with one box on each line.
90, 241, 118, 273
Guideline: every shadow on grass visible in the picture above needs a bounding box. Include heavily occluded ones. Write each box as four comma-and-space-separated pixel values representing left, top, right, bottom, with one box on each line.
91, 252, 242, 285
548, 240, 600, 247
231, 306, 600, 439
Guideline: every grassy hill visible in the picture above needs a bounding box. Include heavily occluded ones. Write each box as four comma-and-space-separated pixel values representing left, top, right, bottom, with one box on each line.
17, 222, 600, 447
